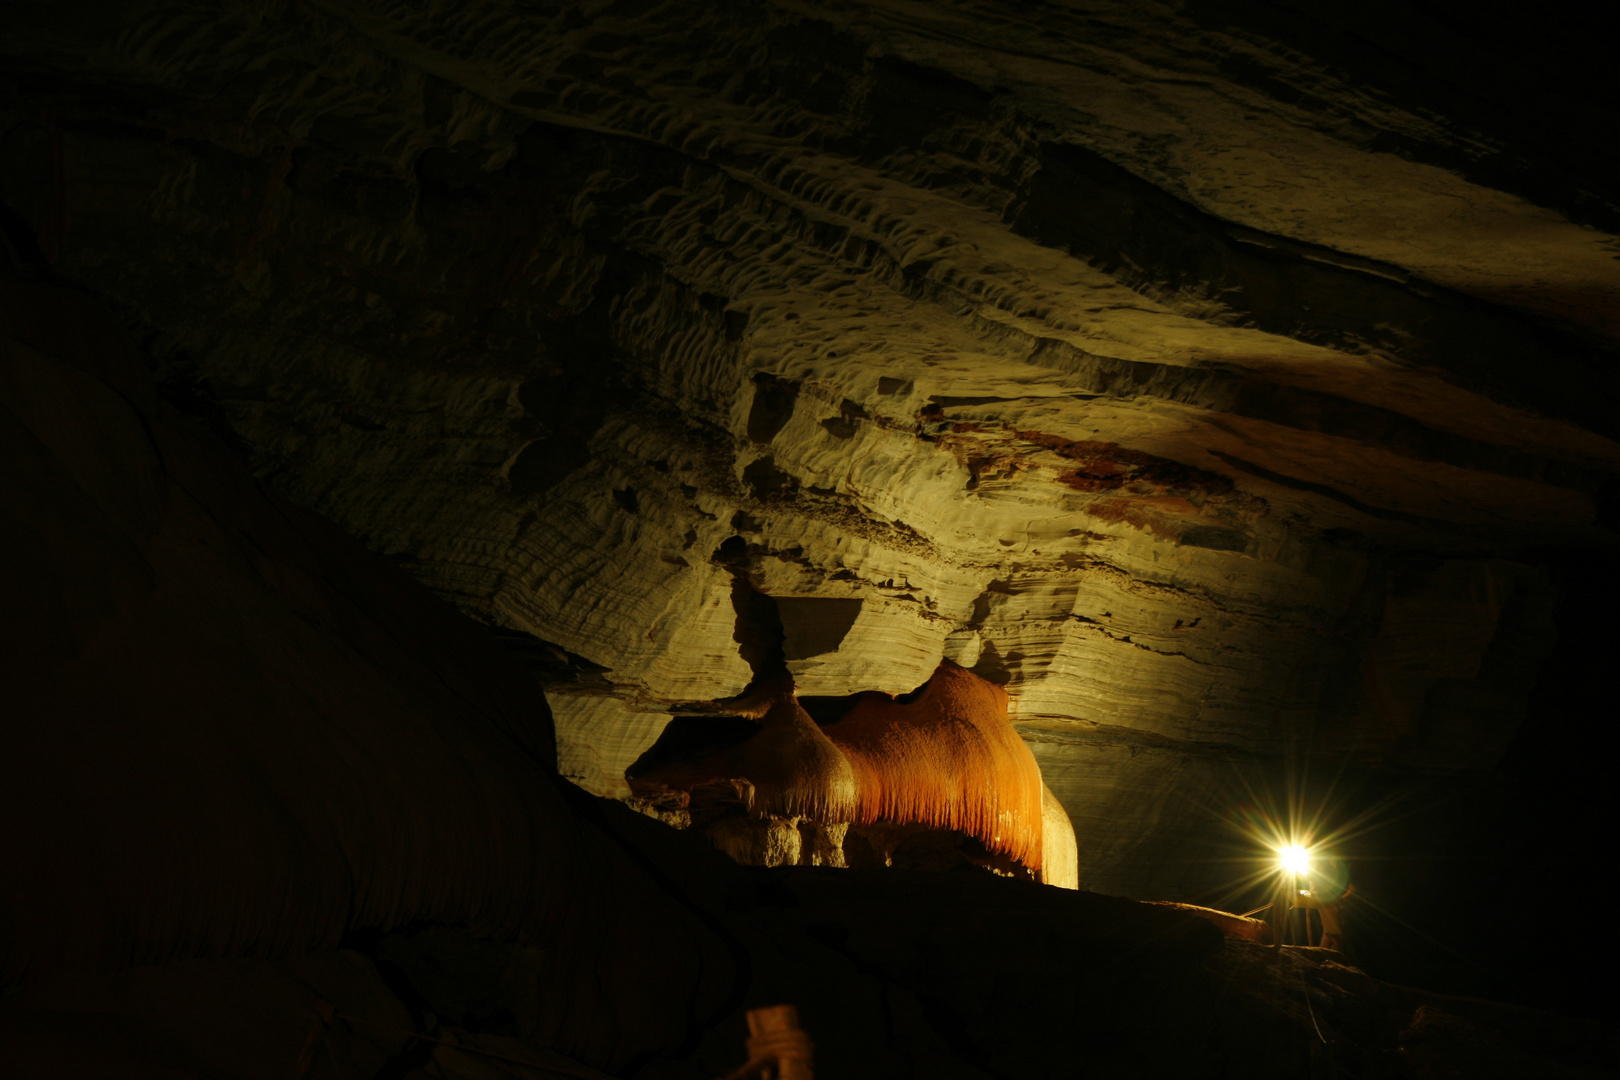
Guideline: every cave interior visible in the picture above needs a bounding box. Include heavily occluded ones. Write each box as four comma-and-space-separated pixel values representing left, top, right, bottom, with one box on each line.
3, 1, 1617, 1077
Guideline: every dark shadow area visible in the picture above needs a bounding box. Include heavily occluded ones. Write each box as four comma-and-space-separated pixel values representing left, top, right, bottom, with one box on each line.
745, 372, 799, 444
777, 596, 863, 661
1179, 550, 1612, 1020
1347, 548, 1615, 1020
797, 694, 863, 726
726, 570, 786, 685
626, 715, 760, 781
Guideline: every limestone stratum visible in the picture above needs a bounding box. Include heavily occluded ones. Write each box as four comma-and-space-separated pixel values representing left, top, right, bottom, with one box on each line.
3, 0, 1615, 1076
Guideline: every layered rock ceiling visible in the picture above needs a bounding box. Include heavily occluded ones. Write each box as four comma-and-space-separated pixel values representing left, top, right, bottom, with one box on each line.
5, 1, 1619, 1071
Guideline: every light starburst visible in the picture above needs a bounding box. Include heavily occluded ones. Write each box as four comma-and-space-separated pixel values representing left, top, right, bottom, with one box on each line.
1278, 843, 1311, 876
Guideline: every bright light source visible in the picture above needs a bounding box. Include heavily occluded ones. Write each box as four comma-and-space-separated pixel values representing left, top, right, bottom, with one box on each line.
1279, 844, 1311, 875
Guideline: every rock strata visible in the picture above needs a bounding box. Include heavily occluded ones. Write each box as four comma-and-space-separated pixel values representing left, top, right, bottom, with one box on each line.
4, 0, 1616, 1033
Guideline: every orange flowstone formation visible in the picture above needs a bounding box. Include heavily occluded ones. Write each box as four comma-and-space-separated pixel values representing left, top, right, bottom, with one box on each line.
822, 662, 1047, 871
737, 693, 860, 823
636, 663, 1058, 877
636, 676, 860, 823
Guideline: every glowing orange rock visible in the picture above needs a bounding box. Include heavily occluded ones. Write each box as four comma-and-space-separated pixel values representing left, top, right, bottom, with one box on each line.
822, 662, 1048, 872
632, 663, 1077, 886
739, 692, 859, 824
634, 675, 858, 825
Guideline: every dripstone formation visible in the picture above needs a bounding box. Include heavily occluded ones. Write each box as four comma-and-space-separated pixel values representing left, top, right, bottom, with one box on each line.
4, 2, 1616, 1077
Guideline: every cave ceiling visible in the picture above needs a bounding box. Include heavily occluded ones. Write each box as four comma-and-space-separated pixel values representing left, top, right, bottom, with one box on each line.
7, 0, 1618, 895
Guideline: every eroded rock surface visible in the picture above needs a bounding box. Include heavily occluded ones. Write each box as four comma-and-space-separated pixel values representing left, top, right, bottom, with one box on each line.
627, 662, 1080, 886
4, 0, 1617, 1036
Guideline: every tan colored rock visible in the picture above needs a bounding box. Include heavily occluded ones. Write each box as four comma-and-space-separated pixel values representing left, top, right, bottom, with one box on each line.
1039, 784, 1079, 891
547, 692, 673, 798
708, 815, 804, 869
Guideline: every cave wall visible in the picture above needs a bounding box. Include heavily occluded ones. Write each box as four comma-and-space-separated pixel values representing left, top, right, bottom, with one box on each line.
5, 0, 1619, 1037
17, 267, 1615, 1079
0, 272, 740, 1070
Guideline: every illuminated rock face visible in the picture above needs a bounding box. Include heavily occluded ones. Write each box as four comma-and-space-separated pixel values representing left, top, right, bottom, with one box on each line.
825, 663, 1049, 872
4, 0, 1614, 904
628, 662, 1080, 886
